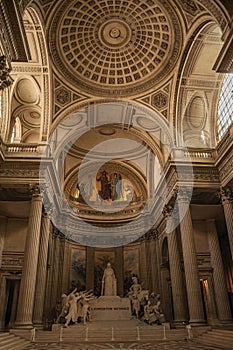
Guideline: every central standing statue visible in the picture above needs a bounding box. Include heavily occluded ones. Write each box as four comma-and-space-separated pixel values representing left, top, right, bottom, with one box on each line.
101, 262, 117, 296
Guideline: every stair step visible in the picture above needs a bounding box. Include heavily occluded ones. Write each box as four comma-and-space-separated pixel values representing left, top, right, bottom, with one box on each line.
197, 339, 233, 350
196, 329, 233, 350
0, 339, 28, 350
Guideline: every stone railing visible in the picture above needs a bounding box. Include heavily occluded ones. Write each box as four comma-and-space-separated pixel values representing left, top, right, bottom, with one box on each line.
0, 138, 49, 157
184, 148, 216, 161
171, 147, 216, 162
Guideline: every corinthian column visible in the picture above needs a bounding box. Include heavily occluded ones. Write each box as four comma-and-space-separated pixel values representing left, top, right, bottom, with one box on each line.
219, 187, 233, 260
33, 212, 51, 328
15, 188, 43, 328
177, 188, 205, 324
207, 219, 232, 322
163, 205, 187, 324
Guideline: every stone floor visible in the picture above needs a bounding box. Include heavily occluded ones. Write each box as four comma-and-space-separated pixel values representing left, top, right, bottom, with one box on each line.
23, 340, 220, 350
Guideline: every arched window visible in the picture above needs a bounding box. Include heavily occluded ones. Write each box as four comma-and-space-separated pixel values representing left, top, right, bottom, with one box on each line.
0, 93, 2, 120
217, 74, 233, 140
10, 117, 21, 143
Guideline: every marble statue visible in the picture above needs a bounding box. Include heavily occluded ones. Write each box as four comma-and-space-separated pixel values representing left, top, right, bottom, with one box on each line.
142, 293, 165, 325
56, 293, 70, 323
101, 262, 117, 296
128, 276, 142, 317
64, 289, 82, 327
128, 276, 142, 297
77, 290, 95, 324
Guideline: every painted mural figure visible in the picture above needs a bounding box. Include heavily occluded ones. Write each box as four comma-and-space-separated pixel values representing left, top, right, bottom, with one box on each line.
101, 262, 117, 296
111, 173, 119, 200
115, 173, 123, 199
97, 170, 111, 200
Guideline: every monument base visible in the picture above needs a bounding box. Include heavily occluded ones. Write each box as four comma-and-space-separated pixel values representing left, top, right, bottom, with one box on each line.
89, 296, 131, 320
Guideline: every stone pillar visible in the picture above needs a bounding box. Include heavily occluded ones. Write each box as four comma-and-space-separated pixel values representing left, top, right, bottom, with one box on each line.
15, 188, 43, 328
0, 277, 6, 330
207, 219, 232, 322
163, 205, 187, 324
145, 239, 152, 291
219, 187, 233, 260
86, 246, 94, 291
177, 189, 205, 324
50, 230, 61, 311
9, 280, 20, 328
115, 246, 124, 297
140, 241, 148, 288
150, 239, 159, 293
0, 216, 7, 267
33, 212, 51, 328
43, 229, 53, 328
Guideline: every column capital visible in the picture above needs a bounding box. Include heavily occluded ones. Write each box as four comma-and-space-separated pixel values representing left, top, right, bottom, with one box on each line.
162, 204, 177, 218
218, 187, 233, 204
174, 186, 192, 203
29, 184, 41, 198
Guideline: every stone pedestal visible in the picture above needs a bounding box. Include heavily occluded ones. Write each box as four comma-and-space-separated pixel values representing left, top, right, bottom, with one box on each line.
89, 296, 131, 320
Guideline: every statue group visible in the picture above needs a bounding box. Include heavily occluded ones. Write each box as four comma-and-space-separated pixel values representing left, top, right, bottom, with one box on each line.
56, 288, 95, 327
56, 263, 164, 327
128, 276, 165, 325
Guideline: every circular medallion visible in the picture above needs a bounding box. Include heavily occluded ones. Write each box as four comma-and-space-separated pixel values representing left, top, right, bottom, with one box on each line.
99, 19, 131, 48
50, 0, 182, 96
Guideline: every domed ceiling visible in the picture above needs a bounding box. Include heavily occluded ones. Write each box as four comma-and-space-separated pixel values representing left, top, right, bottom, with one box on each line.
49, 0, 182, 96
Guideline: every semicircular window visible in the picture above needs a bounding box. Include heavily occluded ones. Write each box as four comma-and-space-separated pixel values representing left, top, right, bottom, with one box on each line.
217, 73, 233, 140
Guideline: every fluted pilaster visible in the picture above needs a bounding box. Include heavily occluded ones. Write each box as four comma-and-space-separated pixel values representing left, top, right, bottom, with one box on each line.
207, 219, 232, 322
50, 229, 61, 310
163, 205, 187, 323
86, 246, 94, 291
15, 189, 43, 328
177, 189, 205, 324
0, 216, 7, 267
33, 212, 51, 328
219, 187, 233, 260
115, 246, 124, 297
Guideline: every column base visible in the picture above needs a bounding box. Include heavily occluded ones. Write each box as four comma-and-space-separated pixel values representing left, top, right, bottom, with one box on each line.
218, 319, 233, 324
189, 319, 206, 326
33, 323, 44, 330
172, 320, 188, 328
14, 322, 34, 329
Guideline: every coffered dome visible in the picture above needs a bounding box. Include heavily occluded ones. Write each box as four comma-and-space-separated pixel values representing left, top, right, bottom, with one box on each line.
49, 0, 182, 96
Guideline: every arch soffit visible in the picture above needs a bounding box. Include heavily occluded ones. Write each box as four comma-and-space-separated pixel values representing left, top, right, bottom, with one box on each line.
174, 19, 224, 145
50, 101, 173, 164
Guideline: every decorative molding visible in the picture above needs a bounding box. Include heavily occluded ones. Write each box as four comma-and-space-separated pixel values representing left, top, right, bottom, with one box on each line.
1, 252, 23, 271
0, 0, 30, 61
197, 252, 211, 268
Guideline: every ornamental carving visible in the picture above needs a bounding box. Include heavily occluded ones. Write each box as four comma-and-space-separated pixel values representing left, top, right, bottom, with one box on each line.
152, 92, 168, 110
0, 56, 13, 90
2, 253, 23, 271
218, 187, 233, 204
55, 87, 71, 106
181, 0, 199, 15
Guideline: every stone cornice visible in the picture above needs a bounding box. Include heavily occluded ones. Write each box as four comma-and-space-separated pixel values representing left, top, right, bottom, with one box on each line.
0, 0, 30, 61
213, 26, 233, 73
